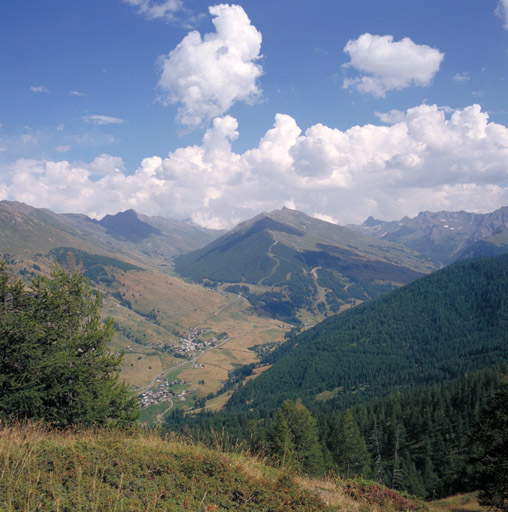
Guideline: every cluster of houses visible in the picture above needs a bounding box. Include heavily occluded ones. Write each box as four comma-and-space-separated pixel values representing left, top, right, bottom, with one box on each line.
173, 328, 227, 358
138, 378, 187, 408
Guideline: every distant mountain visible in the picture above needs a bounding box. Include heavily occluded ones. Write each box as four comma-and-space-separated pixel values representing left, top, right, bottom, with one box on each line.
98, 209, 162, 241
457, 224, 508, 259
226, 253, 508, 412
1, 201, 224, 266
174, 208, 435, 323
348, 206, 508, 265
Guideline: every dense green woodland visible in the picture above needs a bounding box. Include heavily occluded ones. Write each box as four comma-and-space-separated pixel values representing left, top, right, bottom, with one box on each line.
228, 255, 508, 411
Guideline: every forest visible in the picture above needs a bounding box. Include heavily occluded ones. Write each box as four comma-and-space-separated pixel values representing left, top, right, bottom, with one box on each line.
166, 254, 508, 500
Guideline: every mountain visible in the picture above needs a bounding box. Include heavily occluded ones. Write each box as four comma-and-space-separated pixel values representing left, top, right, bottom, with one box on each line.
1, 200, 224, 267
348, 206, 508, 265
457, 223, 508, 259
174, 208, 436, 323
226, 253, 508, 412
98, 209, 162, 241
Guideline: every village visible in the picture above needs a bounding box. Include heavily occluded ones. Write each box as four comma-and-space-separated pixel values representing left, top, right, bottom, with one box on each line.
138, 378, 187, 408
173, 327, 228, 358
137, 328, 229, 408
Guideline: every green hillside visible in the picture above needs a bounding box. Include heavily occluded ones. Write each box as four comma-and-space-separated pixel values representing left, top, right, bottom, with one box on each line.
175, 208, 434, 323
0, 423, 428, 512
226, 254, 508, 411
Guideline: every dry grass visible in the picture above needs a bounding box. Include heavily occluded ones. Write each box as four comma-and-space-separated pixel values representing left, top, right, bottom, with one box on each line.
120, 352, 163, 386
0, 422, 338, 511
429, 493, 486, 512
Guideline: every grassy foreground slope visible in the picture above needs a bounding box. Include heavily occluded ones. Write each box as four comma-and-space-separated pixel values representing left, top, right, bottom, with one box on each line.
0, 423, 426, 512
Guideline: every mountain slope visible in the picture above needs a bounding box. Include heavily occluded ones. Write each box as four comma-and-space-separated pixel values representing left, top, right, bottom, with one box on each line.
0, 201, 289, 423
174, 208, 435, 323
457, 223, 508, 259
1, 201, 223, 267
226, 254, 508, 411
349, 207, 508, 265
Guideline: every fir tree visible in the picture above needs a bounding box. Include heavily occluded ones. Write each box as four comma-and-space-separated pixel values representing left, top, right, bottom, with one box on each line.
0, 261, 139, 426
473, 379, 508, 511
269, 399, 324, 475
332, 409, 371, 478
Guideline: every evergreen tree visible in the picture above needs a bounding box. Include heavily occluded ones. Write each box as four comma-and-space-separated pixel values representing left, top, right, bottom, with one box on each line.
0, 261, 139, 426
269, 399, 324, 475
332, 409, 371, 478
473, 379, 508, 511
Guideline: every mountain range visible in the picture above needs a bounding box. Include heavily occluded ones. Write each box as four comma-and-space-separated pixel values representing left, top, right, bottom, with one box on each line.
348, 206, 508, 265
3, 199, 508, 423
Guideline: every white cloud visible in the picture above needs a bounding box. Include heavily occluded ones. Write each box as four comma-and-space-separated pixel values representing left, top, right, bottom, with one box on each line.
30, 85, 49, 93
56, 145, 71, 153
70, 90, 87, 97
375, 109, 405, 125
157, 4, 263, 129
83, 115, 125, 125
496, 0, 508, 29
2, 104, 508, 227
343, 34, 444, 97
123, 0, 183, 22
453, 72, 471, 82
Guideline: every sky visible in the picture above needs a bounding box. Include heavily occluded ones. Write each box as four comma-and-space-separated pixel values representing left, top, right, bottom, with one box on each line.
1, 0, 508, 228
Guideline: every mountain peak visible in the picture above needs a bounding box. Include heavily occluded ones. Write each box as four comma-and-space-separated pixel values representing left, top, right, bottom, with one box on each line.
99, 209, 161, 241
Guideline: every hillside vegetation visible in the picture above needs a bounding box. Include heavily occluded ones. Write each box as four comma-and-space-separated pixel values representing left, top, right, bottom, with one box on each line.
0, 423, 427, 512
227, 254, 508, 411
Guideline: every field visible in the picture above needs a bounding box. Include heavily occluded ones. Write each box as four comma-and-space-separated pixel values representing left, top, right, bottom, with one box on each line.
98, 270, 290, 423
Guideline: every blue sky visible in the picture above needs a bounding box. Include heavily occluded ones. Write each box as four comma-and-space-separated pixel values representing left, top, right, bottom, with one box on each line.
1, 0, 508, 227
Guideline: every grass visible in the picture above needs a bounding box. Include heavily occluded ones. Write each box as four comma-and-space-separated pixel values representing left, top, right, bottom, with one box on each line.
429, 493, 487, 512
0, 422, 343, 512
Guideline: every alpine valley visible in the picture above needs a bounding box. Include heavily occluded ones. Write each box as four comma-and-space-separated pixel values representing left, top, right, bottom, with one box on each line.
2, 200, 508, 502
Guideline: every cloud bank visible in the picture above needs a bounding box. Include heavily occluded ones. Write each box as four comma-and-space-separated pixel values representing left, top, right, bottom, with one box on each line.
343, 34, 444, 97
157, 4, 263, 129
2, 103, 508, 228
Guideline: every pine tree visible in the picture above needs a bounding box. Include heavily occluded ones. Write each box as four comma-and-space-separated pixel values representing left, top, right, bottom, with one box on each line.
473, 379, 508, 511
333, 409, 371, 478
269, 399, 324, 475
0, 261, 139, 426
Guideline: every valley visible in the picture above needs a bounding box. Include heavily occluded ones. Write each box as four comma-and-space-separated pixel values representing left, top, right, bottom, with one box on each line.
1, 200, 508, 503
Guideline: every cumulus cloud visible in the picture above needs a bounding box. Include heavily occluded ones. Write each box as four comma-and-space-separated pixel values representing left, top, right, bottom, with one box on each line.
157, 4, 263, 129
496, 0, 508, 29
375, 109, 405, 124
30, 85, 49, 93
83, 115, 125, 125
2, 104, 508, 227
343, 33, 444, 97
